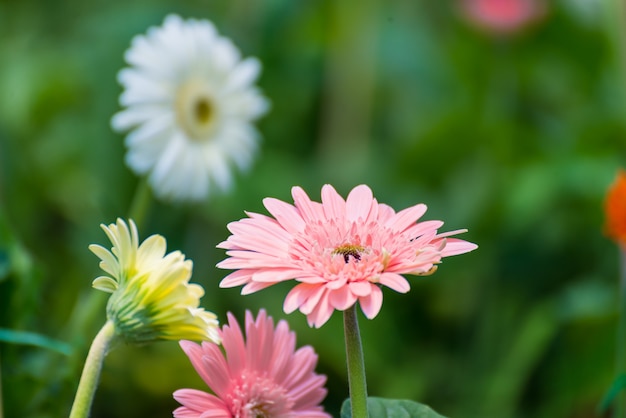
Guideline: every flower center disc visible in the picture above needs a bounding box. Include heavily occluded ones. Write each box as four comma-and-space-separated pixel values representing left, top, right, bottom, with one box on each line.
175, 80, 218, 141
332, 244, 365, 263
229, 372, 292, 418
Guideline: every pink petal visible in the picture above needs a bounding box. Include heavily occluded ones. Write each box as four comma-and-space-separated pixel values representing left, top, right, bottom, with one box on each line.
221, 249, 285, 267
221, 312, 246, 376
179, 341, 219, 389
246, 309, 275, 371
292, 411, 332, 418
218, 269, 253, 288
404, 220, 444, 239
377, 203, 396, 222
219, 250, 289, 268
200, 351, 232, 398
216, 257, 269, 270
172, 406, 199, 418
224, 221, 290, 253
384, 203, 427, 232
290, 376, 329, 409
359, 286, 383, 319
241, 280, 275, 295
263, 197, 306, 234
268, 319, 297, 381
199, 410, 233, 418
347, 281, 372, 297
251, 268, 301, 283
233, 214, 289, 238
378, 272, 411, 293
440, 238, 478, 256
306, 292, 334, 328
436, 228, 468, 238
300, 286, 327, 315
292, 186, 325, 223
321, 184, 346, 220
282, 345, 317, 386
328, 286, 358, 311
293, 274, 328, 284
345, 185, 374, 222
325, 276, 347, 290
173, 389, 228, 416
284, 283, 321, 313
410, 228, 440, 248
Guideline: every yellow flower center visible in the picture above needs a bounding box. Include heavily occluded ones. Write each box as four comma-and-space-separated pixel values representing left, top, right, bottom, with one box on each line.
332, 244, 365, 263
175, 79, 218, 141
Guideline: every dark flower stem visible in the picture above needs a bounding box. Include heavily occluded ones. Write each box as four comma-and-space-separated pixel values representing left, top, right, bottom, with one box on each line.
343, 304, 368, 418
69, 321, 116, 418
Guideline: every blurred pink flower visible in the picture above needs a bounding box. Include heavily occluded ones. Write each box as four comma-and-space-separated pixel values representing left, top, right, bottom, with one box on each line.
218, 184, 477, 328
174, 310, 330, 418
461, 0, 546, 35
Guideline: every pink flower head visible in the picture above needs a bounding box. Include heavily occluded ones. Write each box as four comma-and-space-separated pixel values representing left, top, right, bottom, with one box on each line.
174, 309, 330, 418
461, 0, 546, 35
217, 184, 477, 328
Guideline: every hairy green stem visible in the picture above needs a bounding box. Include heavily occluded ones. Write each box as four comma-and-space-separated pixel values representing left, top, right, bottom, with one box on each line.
344, 304, 368, 418
69, 321, 116, 418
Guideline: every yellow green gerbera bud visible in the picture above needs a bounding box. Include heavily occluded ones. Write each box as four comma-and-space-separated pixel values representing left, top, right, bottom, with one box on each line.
89, 218, 220, 344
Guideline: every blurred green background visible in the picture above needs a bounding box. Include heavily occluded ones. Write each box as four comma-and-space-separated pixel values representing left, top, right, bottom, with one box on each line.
1, 0, 625, 417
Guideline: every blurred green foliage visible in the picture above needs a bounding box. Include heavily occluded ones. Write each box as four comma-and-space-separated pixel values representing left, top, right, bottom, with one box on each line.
1, 0, 625, 417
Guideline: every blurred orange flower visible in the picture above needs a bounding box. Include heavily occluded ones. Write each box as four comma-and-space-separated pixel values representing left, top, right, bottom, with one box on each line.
605, 170, 626, 245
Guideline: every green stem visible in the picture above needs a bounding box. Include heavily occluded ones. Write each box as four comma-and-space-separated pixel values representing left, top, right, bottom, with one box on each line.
317, 0, 379, 172
127, 179, 152, 229
344, 304, 368, 418
606, 0, 626, 93
69, 321, 116, 418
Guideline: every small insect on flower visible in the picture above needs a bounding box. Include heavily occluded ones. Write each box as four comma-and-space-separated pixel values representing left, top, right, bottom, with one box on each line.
333, 244, 366, 263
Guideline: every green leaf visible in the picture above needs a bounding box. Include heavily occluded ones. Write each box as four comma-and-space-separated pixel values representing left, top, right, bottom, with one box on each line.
0, 328, 72, 356
0, 248, 10, 281
341, 397, 448, 418
599, 374, 626, 413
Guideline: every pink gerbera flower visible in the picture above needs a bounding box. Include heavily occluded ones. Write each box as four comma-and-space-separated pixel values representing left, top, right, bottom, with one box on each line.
460, 0, 546, 35
217, 184, 477, 328
174, 309, 330, 418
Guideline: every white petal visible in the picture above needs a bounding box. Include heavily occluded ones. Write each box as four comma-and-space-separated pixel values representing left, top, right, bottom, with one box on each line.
225, 57, 261, 91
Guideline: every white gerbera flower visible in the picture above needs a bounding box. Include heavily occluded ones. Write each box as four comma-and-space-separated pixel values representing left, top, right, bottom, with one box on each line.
112, 14, 269, 202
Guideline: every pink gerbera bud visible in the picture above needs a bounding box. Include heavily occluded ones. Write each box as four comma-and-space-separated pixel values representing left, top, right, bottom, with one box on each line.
217, 184, 477, 328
